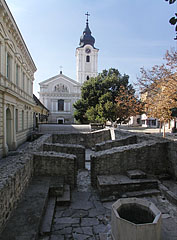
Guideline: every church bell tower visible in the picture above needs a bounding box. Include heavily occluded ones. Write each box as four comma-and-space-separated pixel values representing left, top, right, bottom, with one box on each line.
76, 12, 99, 85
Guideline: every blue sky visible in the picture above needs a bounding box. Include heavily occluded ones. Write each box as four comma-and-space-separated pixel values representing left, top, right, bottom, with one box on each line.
5, 0, 177, 96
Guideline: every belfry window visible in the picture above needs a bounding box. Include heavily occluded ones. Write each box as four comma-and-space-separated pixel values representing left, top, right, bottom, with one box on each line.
58, 99, 64, 111
87, 76, 89, 80
86, 55, 90, 62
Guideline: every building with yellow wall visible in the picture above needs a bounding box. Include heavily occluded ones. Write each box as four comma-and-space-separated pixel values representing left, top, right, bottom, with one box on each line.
0, 0, 37, 157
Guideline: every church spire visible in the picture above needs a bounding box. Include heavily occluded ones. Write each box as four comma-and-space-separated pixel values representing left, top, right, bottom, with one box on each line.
79, 12, 95, 48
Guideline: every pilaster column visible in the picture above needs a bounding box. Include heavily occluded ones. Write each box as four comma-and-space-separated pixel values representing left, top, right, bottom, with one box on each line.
12, 105, 17, 149
3, 103, 8, 156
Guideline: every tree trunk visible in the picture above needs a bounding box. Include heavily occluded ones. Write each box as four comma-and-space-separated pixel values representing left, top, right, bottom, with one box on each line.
163, 123, 166, 138
159, 121, 162, 133
168, 120, 170, 129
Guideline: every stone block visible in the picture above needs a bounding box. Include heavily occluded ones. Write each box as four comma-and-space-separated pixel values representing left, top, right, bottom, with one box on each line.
126, 169, 147, 179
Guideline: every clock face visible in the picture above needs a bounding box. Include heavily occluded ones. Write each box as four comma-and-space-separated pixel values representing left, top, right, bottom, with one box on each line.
85, 48, 91, 54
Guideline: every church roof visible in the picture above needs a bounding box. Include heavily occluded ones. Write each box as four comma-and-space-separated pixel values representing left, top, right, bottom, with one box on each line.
79, 14, 95, 48
39, 72, 81, 86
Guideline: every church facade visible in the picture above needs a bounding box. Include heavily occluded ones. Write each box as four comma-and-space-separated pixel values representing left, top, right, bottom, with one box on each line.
39, 13, 98, 124
39, 73, 81, 124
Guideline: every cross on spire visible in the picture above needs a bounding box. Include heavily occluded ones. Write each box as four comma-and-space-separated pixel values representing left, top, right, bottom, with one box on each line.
85, 12, 90, 23
59, 65, 63, 74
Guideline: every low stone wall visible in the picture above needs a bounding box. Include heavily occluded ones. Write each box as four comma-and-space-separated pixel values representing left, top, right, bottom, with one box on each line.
114, 129, 133, 139
0, 134, 52, 233
43, 143, 85, 169
91, 140, 169, 186
52, 129, 111, 148
0, 153, 33, 233
33, 152, 77, 189
168, 141, 177, 180
95, 135, 137, 151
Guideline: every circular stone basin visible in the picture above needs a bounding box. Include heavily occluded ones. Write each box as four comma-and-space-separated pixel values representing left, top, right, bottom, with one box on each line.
111, 198, 162, 240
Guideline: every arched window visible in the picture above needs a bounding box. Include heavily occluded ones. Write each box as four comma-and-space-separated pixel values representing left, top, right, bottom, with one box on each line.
86, 55, 90, 62
87, 76, 89, 80
58, 99, 64, 111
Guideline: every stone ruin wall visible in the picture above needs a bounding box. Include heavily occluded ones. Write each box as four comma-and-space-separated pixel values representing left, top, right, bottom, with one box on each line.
95, 135, 138, 151
0, 134, 53, 232
91, 137, 170, 186
0, 153, 33, 231
167, 140, 177, 179
33, 152, 77, 188
0, 129, 111, 232
0, 128, 176, 233
52, 129, 111, 148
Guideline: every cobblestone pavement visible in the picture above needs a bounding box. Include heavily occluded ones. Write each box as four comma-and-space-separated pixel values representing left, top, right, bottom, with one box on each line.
50, 170, 113, 240
49, 170, 177, 240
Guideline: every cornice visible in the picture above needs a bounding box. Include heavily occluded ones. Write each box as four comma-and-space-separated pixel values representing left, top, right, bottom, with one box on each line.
0, 0, 37, 73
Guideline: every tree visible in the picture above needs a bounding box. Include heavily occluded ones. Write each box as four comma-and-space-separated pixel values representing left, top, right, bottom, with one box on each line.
115, 85, 144, 124
137, 49, 177, 137
73, 68, 136, 124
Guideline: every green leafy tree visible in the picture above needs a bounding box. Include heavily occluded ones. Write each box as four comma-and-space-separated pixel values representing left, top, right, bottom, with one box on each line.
73, 68, 136, 124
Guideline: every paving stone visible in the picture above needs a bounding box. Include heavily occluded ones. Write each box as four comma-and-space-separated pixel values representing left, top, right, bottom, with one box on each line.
54, 217, 80, 224
54, 210, 64, 218
72, 209, 88, 218
71, 192, 93, 210
62, 208, 74, 217
82, 226, 93, 235
93, 224, 107, 234
59, 227, 73, 234
99, 233, 107, 240
162, 218, 177, 232
88, 208, 102, 217
72, 233, 90, 240
73, 227, 83, 234
81, 217, 99, 227
94, 200, 105, 212
52, 223, 73, 231
50, 235, 64, 240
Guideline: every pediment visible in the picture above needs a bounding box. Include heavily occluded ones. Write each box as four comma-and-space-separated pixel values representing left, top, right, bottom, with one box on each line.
39, 73, 81, 87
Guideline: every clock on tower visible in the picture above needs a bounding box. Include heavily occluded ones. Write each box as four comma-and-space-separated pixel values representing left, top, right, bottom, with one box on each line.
76, 12, 99, 85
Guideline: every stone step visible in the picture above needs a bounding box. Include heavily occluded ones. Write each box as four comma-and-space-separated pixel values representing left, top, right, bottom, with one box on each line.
97, 174, 158, 199
49, 176, 64, 197
40, 197, 56, 236
101, 189, 161, 202
122, 189, 161, 198
56, 184, 71, 206
126, 169, 147, 179
0, 177, 50, 240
